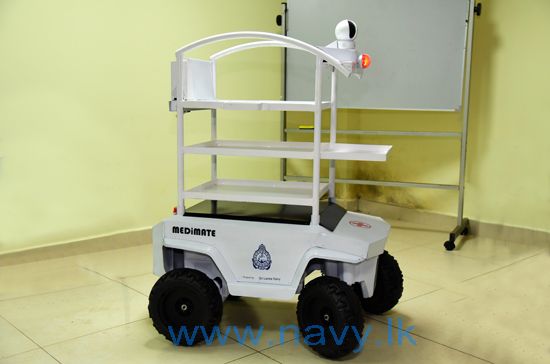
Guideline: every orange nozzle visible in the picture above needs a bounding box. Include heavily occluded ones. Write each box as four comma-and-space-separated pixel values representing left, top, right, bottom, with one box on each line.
361, 53, 371, 69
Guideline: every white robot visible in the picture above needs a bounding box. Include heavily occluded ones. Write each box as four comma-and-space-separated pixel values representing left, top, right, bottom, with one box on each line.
149, 20, 402, 359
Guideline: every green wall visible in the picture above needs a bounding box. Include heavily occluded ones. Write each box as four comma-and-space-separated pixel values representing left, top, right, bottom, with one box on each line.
0, 0, 282, 252
1, 0, 548, 254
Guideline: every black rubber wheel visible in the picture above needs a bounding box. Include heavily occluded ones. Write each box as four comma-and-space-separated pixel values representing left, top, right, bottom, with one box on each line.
297, 276, 364, 359
148, 268, 223, 346
355, 251, 403, 315
444, 240, 456, 251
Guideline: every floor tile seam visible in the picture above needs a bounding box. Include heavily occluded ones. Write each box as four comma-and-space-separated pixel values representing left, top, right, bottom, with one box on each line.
366, 316, 495, 364
0, 314, 62, 363
459, 251, 545, 283
79, 266, 149, 298
0, 280, 109, 303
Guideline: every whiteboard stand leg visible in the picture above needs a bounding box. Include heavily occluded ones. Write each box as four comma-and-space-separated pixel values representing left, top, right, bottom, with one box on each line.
445, 0, 479, 251
445, 218, 470, 251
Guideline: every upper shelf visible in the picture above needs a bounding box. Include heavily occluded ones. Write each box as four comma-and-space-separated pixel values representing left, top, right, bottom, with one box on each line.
183, 140, 391, 161
169, 99, 331, 112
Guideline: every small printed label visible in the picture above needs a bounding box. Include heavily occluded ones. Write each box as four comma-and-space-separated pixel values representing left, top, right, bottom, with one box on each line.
349, 220, 372, 229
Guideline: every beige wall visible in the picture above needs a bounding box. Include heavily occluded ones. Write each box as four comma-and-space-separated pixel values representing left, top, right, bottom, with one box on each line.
287, 0, 550, 233
0, 0, 282, 252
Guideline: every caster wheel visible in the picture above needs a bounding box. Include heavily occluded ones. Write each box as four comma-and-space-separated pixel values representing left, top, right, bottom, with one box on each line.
354, 251, 403, 315
297, 276, 364, 359
444, 240, 456, 251
148, 268, 223, 346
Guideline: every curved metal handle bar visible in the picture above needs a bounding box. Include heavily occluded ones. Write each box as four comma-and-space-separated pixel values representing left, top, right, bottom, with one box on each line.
210, 41, 302, 61
175, 31, 351, 77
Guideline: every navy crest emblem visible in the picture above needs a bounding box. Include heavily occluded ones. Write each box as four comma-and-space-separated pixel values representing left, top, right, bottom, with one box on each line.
252, 244, 272, 270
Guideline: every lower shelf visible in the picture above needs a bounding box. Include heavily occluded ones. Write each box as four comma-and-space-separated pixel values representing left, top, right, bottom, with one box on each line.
184, 200, 346, 231
183, 179, 329, 206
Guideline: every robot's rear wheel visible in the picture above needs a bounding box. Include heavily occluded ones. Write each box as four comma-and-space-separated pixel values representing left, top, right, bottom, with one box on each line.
297, 276, 364, 359
148, 268, 223, 346
354, 251, 403, 315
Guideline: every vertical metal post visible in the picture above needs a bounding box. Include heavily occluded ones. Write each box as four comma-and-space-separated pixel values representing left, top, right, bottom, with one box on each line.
328, 67, 337, 201
280, 2, 288, 181
176, 54, 185, 215
311, 57, 323, 226
211, 60, 218, 182
457, 0, 476, 226
211, 109, 217, 180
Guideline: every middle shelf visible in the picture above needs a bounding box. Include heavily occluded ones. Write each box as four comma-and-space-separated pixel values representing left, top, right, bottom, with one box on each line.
183, 140, 392, 161
183, 179, 329, 206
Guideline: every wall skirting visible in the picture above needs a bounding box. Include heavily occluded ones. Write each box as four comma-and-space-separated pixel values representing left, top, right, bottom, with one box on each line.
0, 228, 151, 266
1, 200, 548, 266
357, 200, 550, 245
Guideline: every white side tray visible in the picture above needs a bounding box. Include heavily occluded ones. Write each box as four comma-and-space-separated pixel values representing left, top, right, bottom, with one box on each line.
183, 140, 391, 161
321, 143, 392, 161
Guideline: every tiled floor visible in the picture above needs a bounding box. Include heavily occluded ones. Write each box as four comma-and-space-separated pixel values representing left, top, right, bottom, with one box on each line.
0, 221, 548, 364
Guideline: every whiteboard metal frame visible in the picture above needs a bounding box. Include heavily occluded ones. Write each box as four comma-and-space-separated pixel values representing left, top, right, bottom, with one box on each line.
282, 0, 479, 249
284, 0, 470, 111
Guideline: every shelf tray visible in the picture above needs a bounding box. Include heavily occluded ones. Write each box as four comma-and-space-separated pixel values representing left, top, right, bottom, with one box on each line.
183, 140, 391, 161
183, 179, 329, 206
184, 140, 314, 159
176, 99, 331, 112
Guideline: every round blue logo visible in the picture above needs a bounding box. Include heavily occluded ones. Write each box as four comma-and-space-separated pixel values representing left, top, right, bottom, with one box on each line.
252, 244, 272, 270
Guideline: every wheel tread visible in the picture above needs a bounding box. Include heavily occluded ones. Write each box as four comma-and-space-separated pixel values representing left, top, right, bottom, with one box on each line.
297, 276, 364, 359
357, 251, 403, 315
148, 268, 222, 345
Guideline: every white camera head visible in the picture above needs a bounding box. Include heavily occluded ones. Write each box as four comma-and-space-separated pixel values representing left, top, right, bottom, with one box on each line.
334, 19, 358, 49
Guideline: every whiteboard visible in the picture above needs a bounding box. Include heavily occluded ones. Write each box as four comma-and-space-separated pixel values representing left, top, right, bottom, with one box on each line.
286, 0, 471, 111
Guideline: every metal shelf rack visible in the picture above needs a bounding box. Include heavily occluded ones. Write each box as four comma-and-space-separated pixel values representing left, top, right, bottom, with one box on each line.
171, 31, 391, 226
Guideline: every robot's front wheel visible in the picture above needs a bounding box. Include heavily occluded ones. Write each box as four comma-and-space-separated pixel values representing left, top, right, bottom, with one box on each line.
148, 268, 223, 346
297, 276, 364, 359
354, 251, 404, 315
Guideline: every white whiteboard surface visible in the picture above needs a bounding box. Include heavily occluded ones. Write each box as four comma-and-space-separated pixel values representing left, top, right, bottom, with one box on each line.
286, 0, 471, 111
